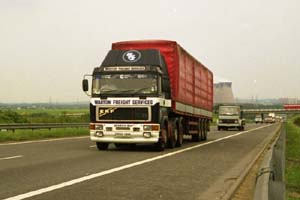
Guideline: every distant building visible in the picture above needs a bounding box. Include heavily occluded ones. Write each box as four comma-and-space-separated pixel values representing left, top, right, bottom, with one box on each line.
214, 82, 235, 104
278, 98, 299, 104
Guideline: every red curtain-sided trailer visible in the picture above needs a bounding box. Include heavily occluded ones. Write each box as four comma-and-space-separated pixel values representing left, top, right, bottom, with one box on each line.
112, 40, 213, 118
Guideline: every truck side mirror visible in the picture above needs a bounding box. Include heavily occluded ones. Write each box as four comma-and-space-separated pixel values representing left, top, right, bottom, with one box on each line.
82, 79, 89, 92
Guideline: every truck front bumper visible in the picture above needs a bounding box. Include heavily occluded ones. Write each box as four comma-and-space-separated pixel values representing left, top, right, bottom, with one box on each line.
217, 123, 241, 127
90, 123, 160, 144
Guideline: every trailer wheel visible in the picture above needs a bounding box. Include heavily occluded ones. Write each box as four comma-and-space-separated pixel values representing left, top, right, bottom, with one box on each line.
168, 120, 176, 148
175, 120, 183, 147
202, 120, 207, 141
192, 120, 201, 142
96, 142, 109, 150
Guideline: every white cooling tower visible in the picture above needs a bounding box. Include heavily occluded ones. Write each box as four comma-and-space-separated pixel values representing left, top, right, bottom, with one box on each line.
214, 82, 235, 104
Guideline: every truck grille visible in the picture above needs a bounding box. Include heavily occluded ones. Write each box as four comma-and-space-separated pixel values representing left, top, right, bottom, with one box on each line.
221, 119, 236, 123
115, 127, 130, 130
97, 107, 149, 121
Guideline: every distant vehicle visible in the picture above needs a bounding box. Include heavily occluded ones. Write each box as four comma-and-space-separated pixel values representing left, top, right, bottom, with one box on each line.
268, 112, 275, 118
275, 115, 283, 122
82, 40, 213, 151
264, 116, 275, 123
254, 115, 263, 124
264, 113, 275, 123
217, 105, 245, 131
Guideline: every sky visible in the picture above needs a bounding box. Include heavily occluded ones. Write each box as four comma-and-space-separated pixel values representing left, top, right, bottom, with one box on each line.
1, 0, 299, 103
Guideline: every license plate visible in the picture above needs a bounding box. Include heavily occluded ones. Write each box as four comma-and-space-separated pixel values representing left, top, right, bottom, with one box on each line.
115, 133, 131, 138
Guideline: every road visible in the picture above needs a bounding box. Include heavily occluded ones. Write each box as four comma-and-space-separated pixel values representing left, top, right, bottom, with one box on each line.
0, 123, 280, 200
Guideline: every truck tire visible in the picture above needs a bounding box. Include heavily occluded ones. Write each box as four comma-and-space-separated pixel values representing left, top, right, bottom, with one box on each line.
202, 120, 207, 141
167, 120, 176, 148
175, 119, 183, 147
155, 124, 167, 151
155, 139, 165, 151
192, 120, 201, 142
96, 142, 109, 150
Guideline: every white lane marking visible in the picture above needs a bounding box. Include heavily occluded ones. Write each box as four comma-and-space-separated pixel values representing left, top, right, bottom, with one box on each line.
89, 145, 96, 148
4, 125, 271, 200
0, 155, 23, 161
0, 136, 89, 146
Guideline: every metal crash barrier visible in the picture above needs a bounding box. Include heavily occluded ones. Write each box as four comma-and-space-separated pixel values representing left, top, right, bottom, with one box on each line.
254, 123, 286, 200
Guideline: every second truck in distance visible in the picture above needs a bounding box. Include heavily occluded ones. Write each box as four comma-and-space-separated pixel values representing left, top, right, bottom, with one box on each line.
217, 105, 245, 131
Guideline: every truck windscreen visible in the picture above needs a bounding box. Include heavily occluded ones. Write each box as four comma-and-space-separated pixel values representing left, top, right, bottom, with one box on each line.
92, 74, 158, 96
219, 107, 240, 115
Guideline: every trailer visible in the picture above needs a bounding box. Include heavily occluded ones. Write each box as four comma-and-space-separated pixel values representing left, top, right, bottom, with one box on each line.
82, 40, 213, 151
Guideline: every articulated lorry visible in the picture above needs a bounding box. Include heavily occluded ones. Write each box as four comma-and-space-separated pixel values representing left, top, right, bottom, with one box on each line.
82, 40, 213, 151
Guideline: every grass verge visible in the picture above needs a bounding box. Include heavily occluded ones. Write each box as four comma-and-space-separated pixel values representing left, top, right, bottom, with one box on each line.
286, 116, 300, 200
0, 127, 89, 143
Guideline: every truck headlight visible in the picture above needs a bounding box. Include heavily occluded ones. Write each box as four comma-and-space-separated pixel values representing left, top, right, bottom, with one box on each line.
143, 125, 159, 131
95, 125, 103, 130
143, 132, 151, 138
143, 125, 152, 131
95, 131, 104, 137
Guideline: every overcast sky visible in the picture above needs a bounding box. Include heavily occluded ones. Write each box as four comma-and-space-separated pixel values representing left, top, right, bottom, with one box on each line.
1, 0, 299, 103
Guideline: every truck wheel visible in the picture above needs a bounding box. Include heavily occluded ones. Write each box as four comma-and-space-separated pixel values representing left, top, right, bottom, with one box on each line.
175, 120, 183, 147
217, 126, 221, 131
96, 142, 109, 150
168, 121, 176, 148
202, 121, 207, 141
155, 125, 167, 151
192, 120, 201, 142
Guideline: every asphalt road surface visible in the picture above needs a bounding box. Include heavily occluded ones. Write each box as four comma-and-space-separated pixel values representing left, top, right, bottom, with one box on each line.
0, 123, 280, 200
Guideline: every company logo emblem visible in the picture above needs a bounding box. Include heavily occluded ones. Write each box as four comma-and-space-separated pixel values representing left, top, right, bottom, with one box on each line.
98, 108, 117, 118
122, 50, 141, 63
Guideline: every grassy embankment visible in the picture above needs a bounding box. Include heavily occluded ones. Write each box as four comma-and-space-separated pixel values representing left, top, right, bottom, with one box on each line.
0, 108, 89, 142
286, 115, 300, 200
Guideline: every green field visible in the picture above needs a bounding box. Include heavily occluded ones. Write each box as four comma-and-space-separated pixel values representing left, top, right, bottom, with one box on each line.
286, 115, 300, 200
0, 107, 90, 142
0, 108, 89, 123
0, 127, 89, 142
